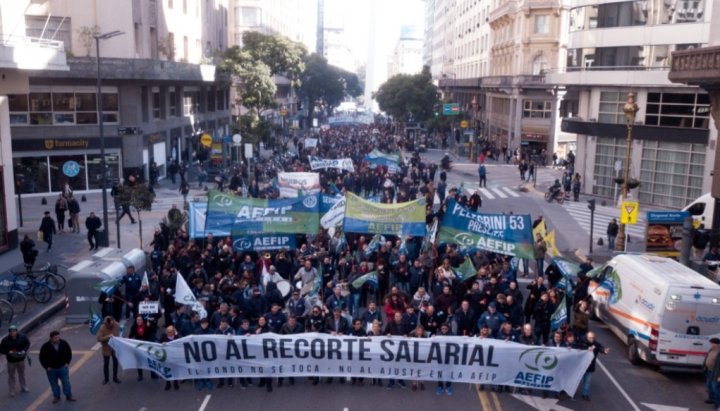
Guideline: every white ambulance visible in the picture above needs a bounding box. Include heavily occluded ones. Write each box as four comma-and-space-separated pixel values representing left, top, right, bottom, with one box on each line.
588, 254, 720, 370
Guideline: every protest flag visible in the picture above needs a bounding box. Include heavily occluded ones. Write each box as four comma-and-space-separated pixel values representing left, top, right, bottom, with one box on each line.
89, 306, 103, 335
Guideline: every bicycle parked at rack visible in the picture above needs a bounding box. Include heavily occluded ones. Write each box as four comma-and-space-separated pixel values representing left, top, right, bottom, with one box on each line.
0, 272, 52, 304
11, 262, 66, 292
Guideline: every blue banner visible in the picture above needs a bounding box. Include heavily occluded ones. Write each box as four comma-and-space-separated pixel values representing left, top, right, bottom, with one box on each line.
647, 211, 689, 223
233, 235, 296, 252
343, 193, 426, 237
437, 200, 535, 259
365, 149, 401, 173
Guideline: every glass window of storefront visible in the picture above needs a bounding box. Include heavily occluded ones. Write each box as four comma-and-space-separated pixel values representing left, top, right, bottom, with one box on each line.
593, 137, 627, 199
645, 92, 710, 129
638, 141, 705, 208
14, 157, 49, 193
87, 154, 120, 189
13, 152, 120, 194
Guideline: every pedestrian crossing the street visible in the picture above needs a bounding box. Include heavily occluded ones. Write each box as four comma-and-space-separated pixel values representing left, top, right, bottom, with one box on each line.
563, 200, 646, 241
433, 185, 524, 205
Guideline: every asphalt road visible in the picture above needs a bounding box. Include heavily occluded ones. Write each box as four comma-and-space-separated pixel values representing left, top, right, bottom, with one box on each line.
0, 151, 706, 411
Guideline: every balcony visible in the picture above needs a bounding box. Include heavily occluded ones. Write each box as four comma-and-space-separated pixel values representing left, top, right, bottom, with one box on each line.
546, 66, 673, 87
0, 34, 68, 71
561, 118, 708, 144
669, 46, 720, 87
488, 0, 518, 24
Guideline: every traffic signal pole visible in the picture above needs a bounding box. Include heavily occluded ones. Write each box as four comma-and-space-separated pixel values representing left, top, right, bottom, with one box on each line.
588, 199, 596, 255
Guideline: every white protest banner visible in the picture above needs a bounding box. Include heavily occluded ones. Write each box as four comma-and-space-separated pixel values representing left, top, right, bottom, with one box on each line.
174, 275, 207, 319
108, 333, 592, 394
304, 138, 318, 148
138, 301, 160, 315
277, 172, 321, 198
321, 196, 346, 229
310, 157, 355, 173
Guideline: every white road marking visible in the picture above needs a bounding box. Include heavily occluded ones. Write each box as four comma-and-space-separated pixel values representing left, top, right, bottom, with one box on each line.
491, 187, 507, 199
597, 359, 641, 411
480, 188, 495, 200
199, 394, 212, 411
640, 403, 689, 411
343, 408, 349, 411
511, 394, 573, 411
503, 187, 520, 197
91, 342, 101, 351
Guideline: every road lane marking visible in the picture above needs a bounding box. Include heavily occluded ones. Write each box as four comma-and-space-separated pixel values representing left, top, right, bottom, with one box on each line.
475, 385, 492, 410
91, 342, 101, 351
26, 350, 95, 411
480, 188, 495, 200
491, 392, 503, 411
491, 188, 508, 199
597, 359, 641, 411
198, 394, 212, 411
503, 187, 520, 198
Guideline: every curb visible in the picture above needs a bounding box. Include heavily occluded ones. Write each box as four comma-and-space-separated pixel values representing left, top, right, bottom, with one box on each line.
2, 297, 66, 339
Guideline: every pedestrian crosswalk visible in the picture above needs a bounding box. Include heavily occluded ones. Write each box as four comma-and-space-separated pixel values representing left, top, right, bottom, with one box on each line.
563, 201, 646, 240
477, 186, 521, 200
152, 189, 185, 212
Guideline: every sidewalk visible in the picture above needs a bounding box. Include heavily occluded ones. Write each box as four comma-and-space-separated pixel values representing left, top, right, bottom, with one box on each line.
1, 178, 207, 335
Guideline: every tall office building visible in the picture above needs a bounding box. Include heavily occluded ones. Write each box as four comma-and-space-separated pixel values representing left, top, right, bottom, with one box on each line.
548, 0, 720, 208
388, 26, 424, 78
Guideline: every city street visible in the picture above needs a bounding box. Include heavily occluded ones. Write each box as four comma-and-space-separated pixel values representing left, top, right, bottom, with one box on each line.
0, 161, 705, 411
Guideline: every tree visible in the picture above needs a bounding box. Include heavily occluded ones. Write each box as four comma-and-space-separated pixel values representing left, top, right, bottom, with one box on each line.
241, 31, 307, 86
375, 66, 439, 126
299, 54, 361, 125
219, 46, 277, 115
117, 184, 155, 248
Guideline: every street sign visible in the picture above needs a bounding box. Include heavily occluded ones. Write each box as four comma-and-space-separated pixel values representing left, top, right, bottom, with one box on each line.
442, 103, 460, 116
620, 201, 639, 224
244, 143, 253, 159
200, 133, 212, 147
280, 108, 288, 116
232, 134, 242, 146
460, 120, 469, 129
614, 160, 623, 172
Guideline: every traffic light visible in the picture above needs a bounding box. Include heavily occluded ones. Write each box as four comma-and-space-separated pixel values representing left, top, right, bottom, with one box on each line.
587, 199, 596, 212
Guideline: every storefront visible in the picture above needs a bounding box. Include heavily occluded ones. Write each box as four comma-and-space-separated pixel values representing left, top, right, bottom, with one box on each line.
521, 128, 549, 156
12, 137, 122, 194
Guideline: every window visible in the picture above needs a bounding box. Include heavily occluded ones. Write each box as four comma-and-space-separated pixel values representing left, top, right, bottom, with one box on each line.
152, 87, 161, 119
535, 15, 549, 34
593, 137, 627, 198
25, 16, 71, 51
638, 141, 706, 208
169, 87, 178, 117
183, 0, 188, 14
645, 92, 710, 129
168, 0, 173, 8
28, 92, 52, 125
183, 91, 195, 116
150, 27, 158, 59
101, 93, 120, 123
75, 93, 97, 124
8, 95, 28, 124
236, 6, 260, 26
598, 91, 629, 124
523, 100, 551, 118
183, 36, 189, 62
207, 88, 215, 112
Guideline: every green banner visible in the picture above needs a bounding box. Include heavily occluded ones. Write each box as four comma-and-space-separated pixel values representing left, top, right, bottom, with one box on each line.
343, 192, 426, 236
205, 190, 319, 234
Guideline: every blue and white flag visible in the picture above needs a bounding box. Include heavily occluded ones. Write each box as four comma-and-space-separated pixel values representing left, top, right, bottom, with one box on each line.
89, 306, 103, 335
351, 271, 378, 289
175, 274, 207, 319
93, 278, 120, 295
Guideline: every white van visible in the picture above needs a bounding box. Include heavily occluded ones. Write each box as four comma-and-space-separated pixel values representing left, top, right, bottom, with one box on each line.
683, 192, 713, 229
588, 254, 720, 371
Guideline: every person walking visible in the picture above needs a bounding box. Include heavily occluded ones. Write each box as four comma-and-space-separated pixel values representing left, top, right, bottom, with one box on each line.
607, 218, 619, 250
67, 195, 81, 234
478, 163, 487, 187
179, 180, 190, 204
572, 173, 581, 202
85, 212, 102, 251
39, 211, 56, 251
20, 234, 38, 271
39, 330, 76, 404
54, 194, 67, 233
577, 331, 609, 401
96, 316, 121, 385
0, 325, 30, 397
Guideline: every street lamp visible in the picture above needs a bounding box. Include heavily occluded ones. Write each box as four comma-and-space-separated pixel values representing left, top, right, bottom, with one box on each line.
615, 92, 639, 252
95, 30, 124, 247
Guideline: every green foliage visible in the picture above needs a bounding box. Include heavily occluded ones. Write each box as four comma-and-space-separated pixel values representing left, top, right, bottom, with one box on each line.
375, 66, 439, 124
117, 184, 155, 213
241, 32, 307, 86
299, 53, 361, 124
237, 114, 274, 145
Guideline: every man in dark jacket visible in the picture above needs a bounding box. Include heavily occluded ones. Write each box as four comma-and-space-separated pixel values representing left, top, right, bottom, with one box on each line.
67, 196, 81, 233
19, 235, 38, 270
85, 212, 102, 250
0, 325, 30, 396
454, 300, 477, 336
39, 211, 56, 251
607, 218, 619, 250
577, 331, 609, 401
39, 331, 75, 404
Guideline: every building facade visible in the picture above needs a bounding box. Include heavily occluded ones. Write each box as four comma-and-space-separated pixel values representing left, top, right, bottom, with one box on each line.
0, 1, 69, 252
388, 26, 424, 78
11, 0, 231, 196
548, 0, 720, 208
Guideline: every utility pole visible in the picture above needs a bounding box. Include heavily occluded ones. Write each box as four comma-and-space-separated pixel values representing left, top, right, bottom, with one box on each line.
588, 199, 596, 255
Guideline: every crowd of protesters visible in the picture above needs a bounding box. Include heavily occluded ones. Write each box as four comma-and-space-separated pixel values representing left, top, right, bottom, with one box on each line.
93, 124, 606, 399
